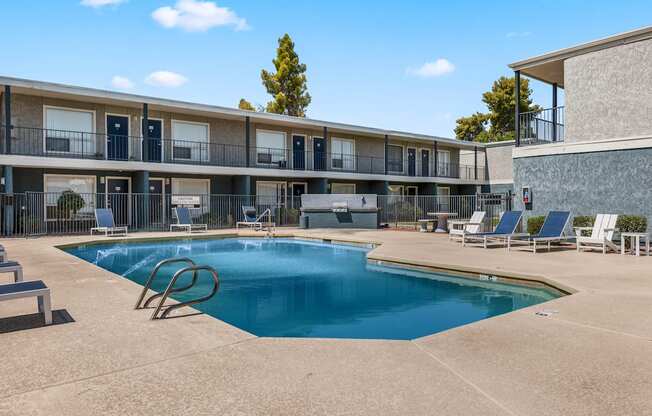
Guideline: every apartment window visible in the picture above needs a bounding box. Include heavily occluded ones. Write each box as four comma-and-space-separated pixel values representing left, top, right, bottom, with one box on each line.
256, 181, 286, 206
331, 137, 355, 170
44, 107, 95, 155
331, 183, 356, 194
387, 145, 403, 173
44, 174, 96, 220
171, 178, 210, 196
256, 130, 287, 166
437, 150, 451, 176
172, 120, 209, 162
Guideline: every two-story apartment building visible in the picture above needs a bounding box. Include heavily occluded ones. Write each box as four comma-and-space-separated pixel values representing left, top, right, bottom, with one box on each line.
0, 76, 491, 230
510, 26, 652, 226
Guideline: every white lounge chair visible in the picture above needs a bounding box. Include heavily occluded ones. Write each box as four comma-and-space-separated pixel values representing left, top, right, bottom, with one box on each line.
449, 211, 485, 240
575, 214, 619, 254
170, 207, 208, 233
91, 208, 128, 236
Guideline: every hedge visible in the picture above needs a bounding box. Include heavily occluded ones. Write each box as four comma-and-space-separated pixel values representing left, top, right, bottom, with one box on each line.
572, 214, 647, 237
527, 215, 546, 235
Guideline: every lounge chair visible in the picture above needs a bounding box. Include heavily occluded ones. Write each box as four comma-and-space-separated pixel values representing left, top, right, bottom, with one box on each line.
0, 280, 52, 325
462, 211, 524, 248
449, 211, 486, 240
236, 206, 275, 231
0, 244, 6, 262
575, 214, 619, 254
0, 260, 23, 282
508, 211, 571, 253
90, 208, 128, 236
170, 207, 208, 233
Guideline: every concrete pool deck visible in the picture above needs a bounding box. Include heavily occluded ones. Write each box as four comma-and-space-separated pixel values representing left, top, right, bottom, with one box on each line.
1, 229, 651, 415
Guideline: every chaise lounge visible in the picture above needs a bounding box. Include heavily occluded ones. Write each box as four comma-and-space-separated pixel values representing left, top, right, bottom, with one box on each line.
462, 211, 524, 248
236, 206, 274, 231
449, 211, 486, 241
91, 208, 128, 237
508, 211, 572, 253
170, 207, 208, 233
0, 280, 52, 325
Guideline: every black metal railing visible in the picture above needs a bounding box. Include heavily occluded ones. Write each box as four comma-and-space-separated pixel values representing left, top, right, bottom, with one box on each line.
1, 125, 485, 180
519, 106, 564, 145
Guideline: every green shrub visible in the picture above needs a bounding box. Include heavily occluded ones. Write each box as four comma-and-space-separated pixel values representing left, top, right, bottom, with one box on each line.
616, 215, 647, 234
527, 215, 546, 235
572, 215, 595, 229
57, 190, 85, 219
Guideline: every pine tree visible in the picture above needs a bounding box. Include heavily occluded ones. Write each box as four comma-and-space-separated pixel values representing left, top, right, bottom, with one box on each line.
261, 34, 311, 117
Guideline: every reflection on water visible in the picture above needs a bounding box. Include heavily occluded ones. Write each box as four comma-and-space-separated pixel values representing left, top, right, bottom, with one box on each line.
67, 238, 558, 340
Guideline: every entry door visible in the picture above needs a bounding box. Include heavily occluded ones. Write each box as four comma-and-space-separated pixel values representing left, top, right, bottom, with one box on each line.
143, 119, 162, 162
107, 115, 129, 161
148, 179, 165, 226
407, 148, 416, 176
313, 137, 326, 171
421, 149, 430, 177
292, 135, 305, 170
106, 178, 130, 226
290, 182, 307, 211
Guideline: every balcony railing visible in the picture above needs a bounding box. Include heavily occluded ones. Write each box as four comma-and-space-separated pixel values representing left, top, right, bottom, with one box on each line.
1, 125, 484, 180
519, 106, 564, 145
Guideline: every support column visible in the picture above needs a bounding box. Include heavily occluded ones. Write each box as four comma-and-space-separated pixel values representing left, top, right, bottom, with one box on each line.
3, 166, 13, 235
433, 141, 438, 177
384, 134, 389, 175
474, 146, 478, 180
245, 116, 251, 167
4, 85, 11, 154
233, 175, 251, 196
552, 83, 558, 142
514, 70, 521, 147
142, 103, 149, 162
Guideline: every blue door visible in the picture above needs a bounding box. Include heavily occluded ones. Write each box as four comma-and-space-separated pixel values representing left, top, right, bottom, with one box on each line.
143, 119, 162, 162
421, 150, 430, 177
407, 148, 416, 176
293, 135, 305, 170
107, 115, 129, 160
313, 137, 326, 171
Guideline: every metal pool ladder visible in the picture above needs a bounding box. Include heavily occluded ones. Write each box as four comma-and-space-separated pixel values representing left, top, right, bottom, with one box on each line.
134, 257, 220, 320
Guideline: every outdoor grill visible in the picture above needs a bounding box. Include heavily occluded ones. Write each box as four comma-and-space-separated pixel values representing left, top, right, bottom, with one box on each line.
300, 194, 379, 229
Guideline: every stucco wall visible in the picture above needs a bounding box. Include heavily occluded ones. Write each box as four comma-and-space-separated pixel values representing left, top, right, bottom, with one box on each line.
485, 141, 514, 182
513, 149, 652, 230
565, 38, 652, 143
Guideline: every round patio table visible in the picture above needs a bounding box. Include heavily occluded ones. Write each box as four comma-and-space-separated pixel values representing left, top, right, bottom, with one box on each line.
427, 212, 458, 233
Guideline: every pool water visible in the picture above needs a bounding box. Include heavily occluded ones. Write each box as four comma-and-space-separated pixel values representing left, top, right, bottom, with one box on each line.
66, 238, 559, 340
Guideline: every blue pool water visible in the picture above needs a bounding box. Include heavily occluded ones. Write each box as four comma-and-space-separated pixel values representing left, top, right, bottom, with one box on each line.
65, 238, 559, 340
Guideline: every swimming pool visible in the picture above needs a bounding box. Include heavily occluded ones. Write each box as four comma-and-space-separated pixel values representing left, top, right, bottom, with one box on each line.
66, 238, 559, 340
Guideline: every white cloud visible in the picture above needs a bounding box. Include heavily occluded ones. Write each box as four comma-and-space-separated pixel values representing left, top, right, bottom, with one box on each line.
506, 31, 532, 38
144, 71, 188, 87
152, 0, 249, 32
80, 0, 125, 8
407, 59, 455, 78
111, 75, 134, 89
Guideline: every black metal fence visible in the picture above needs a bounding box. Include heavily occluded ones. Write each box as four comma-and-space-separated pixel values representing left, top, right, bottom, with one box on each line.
519, 106, 564, 145
3, 125, 484, 180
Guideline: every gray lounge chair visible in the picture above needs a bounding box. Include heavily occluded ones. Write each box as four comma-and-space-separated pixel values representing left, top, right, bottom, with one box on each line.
91, 208, 128, 236
0, 244, 6, 262
508, 211, 572, 253
0, 261, 23, 282
170, 207, 208, 233
462, 211, 524, 248
0, 280, 52, 325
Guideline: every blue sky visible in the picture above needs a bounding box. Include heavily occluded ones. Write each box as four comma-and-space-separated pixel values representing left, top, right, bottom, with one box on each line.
2, 1, 650, 137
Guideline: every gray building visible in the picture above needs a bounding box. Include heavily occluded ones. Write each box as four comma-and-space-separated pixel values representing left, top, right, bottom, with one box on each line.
510, 26, 652, 228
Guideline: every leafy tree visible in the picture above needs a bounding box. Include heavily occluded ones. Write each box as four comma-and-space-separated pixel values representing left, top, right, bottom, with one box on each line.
454, 112, 489, 142
261, 34, 311, 117
57, 190, 85, 218
455, 76, 539, 142
238, 98, 256, 111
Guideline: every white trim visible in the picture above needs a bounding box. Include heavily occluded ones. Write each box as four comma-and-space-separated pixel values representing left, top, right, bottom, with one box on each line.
330, 136, 356, 171
170, 118, 210, 162
488, 179, 514, 185
105, 112, 130, 160
291, 133, 307, 169
513, 135, 652, 158
43, 173, 97, 221
43, 105, 96, 156
105, 176, 132, 224
140, 116, 165, 161
330, 182, 356, 194
386, 143, 405, 174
